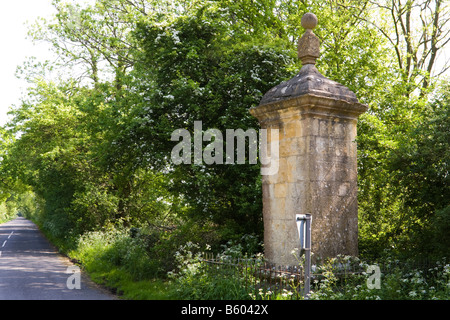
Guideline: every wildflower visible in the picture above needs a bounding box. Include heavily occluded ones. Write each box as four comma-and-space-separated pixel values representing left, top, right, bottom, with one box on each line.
409, 291, 417, 298
281, 289, 293, 298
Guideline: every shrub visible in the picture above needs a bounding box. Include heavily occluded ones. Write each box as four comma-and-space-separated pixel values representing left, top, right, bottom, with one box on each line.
71, 227, 157, 281
168, 242, 251, 300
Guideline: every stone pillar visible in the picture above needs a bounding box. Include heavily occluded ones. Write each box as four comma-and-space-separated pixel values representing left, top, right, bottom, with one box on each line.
250, 13, 368, 265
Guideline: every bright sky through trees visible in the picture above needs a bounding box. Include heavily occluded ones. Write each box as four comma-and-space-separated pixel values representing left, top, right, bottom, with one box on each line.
0, 0, 58, 126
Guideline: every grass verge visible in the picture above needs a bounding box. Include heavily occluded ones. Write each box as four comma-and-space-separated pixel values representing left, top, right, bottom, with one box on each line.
34, 220, 178, 300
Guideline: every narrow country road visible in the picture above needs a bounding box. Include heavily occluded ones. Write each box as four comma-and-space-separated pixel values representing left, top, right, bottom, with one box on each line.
0, 217, 115, 300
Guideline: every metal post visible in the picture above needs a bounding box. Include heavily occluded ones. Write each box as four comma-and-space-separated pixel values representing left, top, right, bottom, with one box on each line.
296, 213, 312, 298
304, 214, 311, 298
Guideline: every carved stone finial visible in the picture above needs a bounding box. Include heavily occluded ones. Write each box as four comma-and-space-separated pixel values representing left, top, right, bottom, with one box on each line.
257, 11, 367, 106
301, 12, 318, 29
298, 13, 320, 65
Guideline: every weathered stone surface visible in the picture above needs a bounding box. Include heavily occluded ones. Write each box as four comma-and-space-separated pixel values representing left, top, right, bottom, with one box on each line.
259, 65, 359, 106
301, 12, 318, 30
250, 13, 367, 265
298, 12, 320, 65
298, 31, 320, 65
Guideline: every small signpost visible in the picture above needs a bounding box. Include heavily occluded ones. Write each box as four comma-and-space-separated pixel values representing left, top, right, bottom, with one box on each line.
296, 214, 311, 298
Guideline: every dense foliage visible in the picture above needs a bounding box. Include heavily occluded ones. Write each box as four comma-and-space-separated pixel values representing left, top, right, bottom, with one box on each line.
0, 0, 448, 298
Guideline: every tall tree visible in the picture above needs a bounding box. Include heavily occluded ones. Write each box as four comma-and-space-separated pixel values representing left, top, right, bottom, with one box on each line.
360, 0, 450, 96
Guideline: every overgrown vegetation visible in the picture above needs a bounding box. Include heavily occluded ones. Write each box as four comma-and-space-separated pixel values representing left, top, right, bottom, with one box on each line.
0, 0, 449, 299
168, 248, 450, 300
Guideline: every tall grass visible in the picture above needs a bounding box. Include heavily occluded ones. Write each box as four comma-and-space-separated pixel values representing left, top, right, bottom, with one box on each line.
66, 227, 177, 299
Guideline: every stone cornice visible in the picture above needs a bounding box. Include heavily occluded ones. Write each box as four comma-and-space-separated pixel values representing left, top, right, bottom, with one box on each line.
250, 93, 368, 125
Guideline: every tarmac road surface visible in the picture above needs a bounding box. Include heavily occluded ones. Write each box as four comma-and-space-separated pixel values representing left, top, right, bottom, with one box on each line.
0, 217, 115, 300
